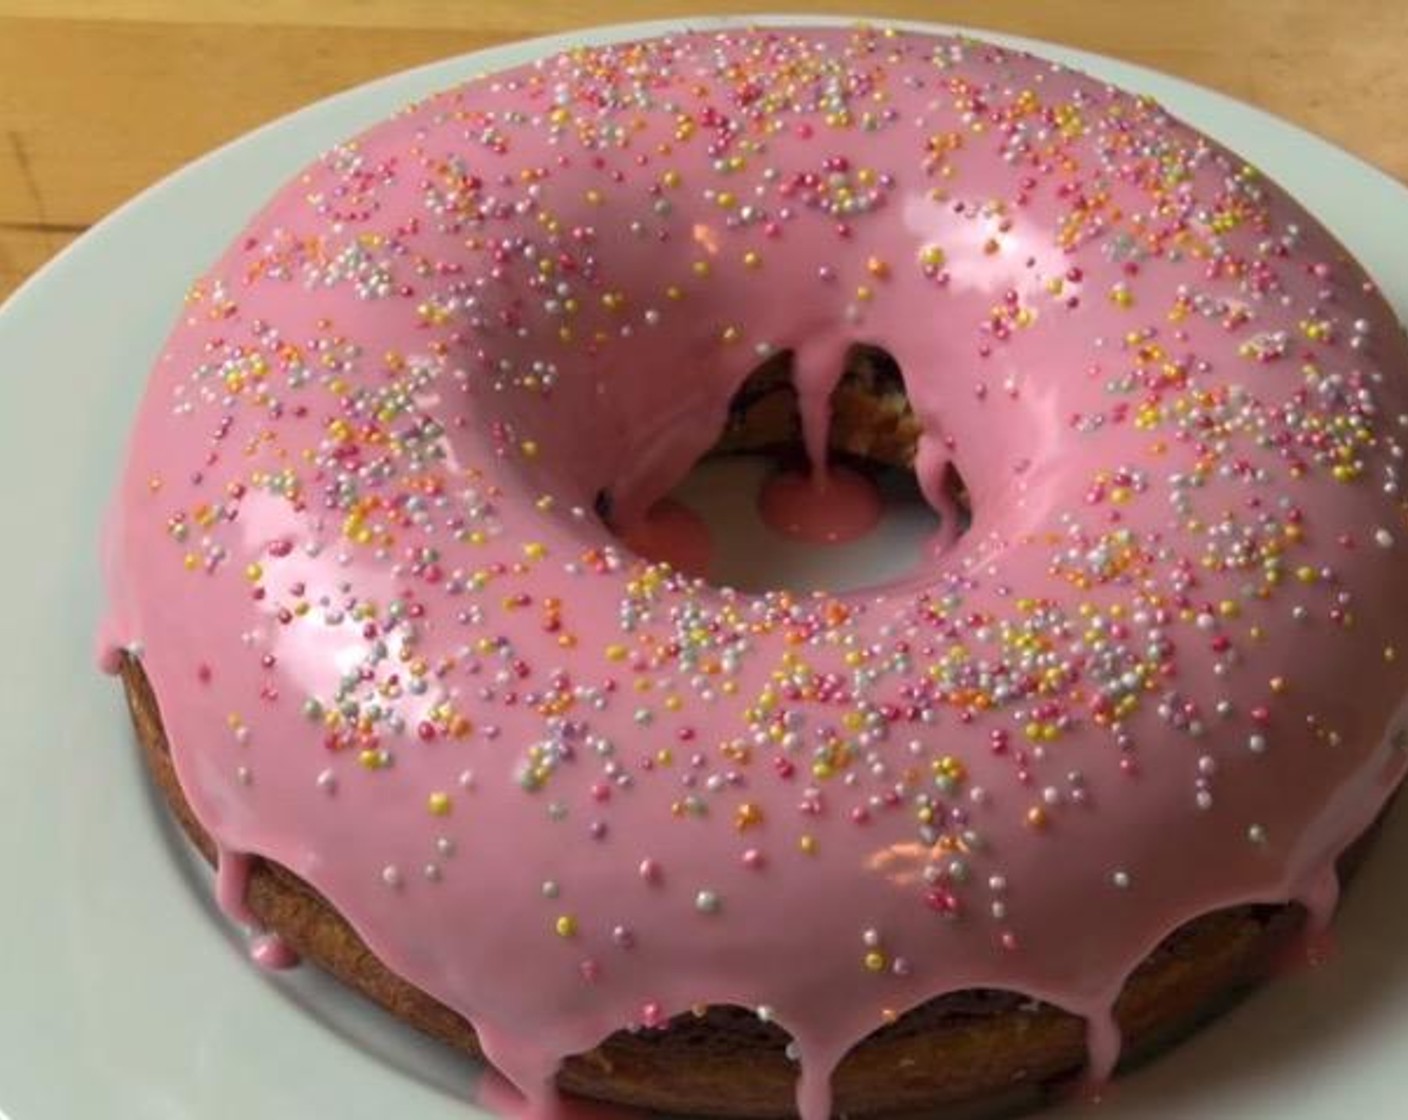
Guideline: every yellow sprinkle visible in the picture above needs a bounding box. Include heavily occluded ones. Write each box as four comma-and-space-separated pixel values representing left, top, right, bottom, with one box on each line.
427, 792, 452, 816
555, 915, 578, 938
863, 951, 888, 972
605, 643, 628, 661
520, 440, 539, 459
799, 834, 818, 855
918, 244, 946, 268
245, 563, 263, 582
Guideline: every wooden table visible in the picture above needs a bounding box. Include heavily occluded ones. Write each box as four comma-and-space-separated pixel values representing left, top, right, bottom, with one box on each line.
3, 0, 1406, 305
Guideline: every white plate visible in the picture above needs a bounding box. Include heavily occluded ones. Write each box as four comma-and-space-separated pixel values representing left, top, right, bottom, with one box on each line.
5, 14, 1408, 1120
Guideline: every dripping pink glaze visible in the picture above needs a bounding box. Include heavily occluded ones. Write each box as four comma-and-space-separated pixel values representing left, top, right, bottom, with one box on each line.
251, 932, 301, 971
619, 499, 712, 578
758, 466, 883, 544
215, 849, 257, 927
474, 1068, 648, 1120
100, 26, 1408, 1118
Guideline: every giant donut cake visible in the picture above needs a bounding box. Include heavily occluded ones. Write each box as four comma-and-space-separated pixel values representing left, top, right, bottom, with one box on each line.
102, 23, 1408, 1119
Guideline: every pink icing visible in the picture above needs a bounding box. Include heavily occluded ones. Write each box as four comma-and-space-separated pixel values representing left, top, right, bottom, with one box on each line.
100, 25, 1408, 1118
251, 932, 301, 971
619, 498, 712, 578
757, 465, 883, 544
474, 1069, 648, 1120
215, 848, 257, 928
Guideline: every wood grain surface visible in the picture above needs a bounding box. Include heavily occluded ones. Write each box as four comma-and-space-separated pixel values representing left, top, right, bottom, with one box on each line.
2, 0, 1406, 304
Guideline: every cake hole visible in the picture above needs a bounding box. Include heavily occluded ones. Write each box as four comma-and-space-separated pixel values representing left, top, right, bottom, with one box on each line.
605, 346, 972, 592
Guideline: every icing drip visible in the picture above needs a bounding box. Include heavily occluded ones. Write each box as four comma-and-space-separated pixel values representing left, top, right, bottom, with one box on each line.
1083, 1001, 1123, 1084
250, 932, 301, 971
97, 641, 125, 676
214, 847, 256, 928
216, 847, 303, 975
757, 465, 883, 544
1295, 864, 1341, 935
913, 441, 966, 555
475, 1026, 570, 1120
474, 1070, 646, 1120
793, 1041, 844, 1120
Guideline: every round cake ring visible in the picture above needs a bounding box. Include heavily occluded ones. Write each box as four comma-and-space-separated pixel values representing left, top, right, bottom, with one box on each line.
99, 19, 1408, 1120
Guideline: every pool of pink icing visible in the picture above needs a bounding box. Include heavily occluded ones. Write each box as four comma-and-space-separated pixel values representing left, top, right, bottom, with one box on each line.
620, 499, 712, 578
757, 465, 883, 545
